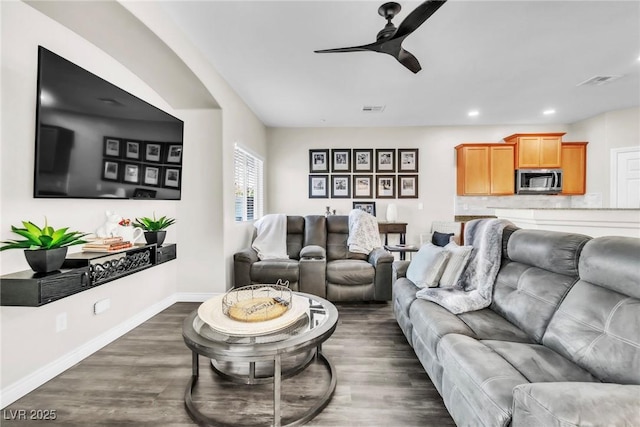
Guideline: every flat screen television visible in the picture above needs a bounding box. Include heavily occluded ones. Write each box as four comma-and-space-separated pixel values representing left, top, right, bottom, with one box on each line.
34, 46, 184, 200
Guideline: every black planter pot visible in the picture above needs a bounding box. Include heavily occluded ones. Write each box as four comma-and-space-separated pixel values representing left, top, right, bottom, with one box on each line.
24, 247, 68, 273
144, 231, 166, 247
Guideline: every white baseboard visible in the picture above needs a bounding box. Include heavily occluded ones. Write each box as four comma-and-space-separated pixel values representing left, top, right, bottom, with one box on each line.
176, 292, 217, 302
0, 294, 177, 408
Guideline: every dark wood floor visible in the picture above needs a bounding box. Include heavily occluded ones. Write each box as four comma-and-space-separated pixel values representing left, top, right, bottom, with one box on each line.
2, 302, 454, 426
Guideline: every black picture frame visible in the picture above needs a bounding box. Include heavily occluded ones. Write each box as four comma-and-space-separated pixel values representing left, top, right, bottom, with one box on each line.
166, 144, 183, 164
124, 140, 142, 160
164, 167, 181, 189
103, 137, 122, 158
331, 175, 351, 198
398, 175, 419, 198
133, 188, 157, 199
353, 149, 374, 172
308, 174, 328, 198
123, 163, 141, 184
352, 201, 376, 217
376, 174, 396, 198
376, 149, 396, 173
398, 148, 419, 172
144, 142, 163, 163
102, 159, 120, 181
309, 149, 330, 173
331, 149, 351, 172
143, 165, 161, 187
352, 174, 373, 198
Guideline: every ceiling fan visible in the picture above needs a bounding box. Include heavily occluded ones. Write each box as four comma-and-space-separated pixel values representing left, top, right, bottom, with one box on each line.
314, 0, 447, 74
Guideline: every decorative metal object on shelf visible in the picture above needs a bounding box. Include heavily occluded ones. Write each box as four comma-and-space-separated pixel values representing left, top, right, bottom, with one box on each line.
90, 247, 153, 284
222, 282, 292, 323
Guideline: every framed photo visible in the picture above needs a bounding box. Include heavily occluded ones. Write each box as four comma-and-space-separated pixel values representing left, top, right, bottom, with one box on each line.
376, 149, 396, 173
398, 148, 419, 172
398, 175, 419, 198
331, 175, 351, 198
143, 165, 161, 187
353, 175, 373, 198
166, 144, 183, 164
353, 201, 376, 217
164, 167, 181, 188
309, 174, 328, 198
331, 149, 351, 172
353, 149, 374, 172
144, 142, 163, 163
133, 188, 157, 199
309, 149, 329, 173
103, 137, 121, 158
123, 163, 141, 184
376, 175, 396, 198
102, 160, 120, 181
125, 140, 141, 160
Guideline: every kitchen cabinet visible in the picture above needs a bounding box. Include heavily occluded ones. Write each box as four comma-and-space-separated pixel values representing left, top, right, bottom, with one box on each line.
455, 144, 515, 195
503, 133, 564, 168
561, 142, 588, 195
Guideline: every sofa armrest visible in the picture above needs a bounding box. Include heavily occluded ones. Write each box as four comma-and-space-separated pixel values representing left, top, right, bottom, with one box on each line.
392, 260, 411, 281
512, 382, 640, 427
300, 244, 326, 259
368, 247, 394, 301
368, 247, 394, 266
233, 247, 258, 287
299, 245, 326, 298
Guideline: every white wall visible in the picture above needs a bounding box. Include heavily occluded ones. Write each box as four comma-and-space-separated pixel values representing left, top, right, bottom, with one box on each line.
0, 0, 266, 405
267, 124, 569, 245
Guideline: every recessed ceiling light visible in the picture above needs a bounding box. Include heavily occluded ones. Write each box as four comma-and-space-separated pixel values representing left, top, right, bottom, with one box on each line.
468, 110, 479, 117
543, 109, 556, 115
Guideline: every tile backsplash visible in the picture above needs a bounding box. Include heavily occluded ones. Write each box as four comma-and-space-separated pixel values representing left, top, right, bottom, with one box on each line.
455, 193, 603, 215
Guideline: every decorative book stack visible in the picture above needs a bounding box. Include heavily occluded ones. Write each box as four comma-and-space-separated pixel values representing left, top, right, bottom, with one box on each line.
82, 236, 133, 252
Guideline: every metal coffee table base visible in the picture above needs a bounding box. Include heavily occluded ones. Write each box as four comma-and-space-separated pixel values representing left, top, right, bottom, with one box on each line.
184, 348, 337, 427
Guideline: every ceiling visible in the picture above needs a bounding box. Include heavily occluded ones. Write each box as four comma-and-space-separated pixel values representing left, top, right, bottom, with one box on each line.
159, 0, 640, 128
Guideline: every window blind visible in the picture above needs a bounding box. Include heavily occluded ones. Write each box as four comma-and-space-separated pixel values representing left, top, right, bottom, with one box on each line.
234, 146, 264, 222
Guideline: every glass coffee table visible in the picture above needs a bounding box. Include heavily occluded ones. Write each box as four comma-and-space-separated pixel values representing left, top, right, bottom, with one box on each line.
182, 292, 339, 427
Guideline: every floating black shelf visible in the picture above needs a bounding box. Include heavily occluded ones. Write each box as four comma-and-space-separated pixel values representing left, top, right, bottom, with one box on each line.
0, 243, 176, 307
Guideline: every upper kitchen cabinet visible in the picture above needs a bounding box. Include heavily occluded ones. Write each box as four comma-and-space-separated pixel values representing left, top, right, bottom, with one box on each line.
503, 133, 565, 168
561, 142, 588, 195
455, 144, 515, 195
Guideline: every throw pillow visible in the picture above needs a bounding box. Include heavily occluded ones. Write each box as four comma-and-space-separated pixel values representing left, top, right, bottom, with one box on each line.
432, 231, 455, 247
406, 243, 451, 288
439, 241, 473, 288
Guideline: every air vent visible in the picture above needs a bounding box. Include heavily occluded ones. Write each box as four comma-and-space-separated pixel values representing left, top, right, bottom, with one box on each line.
577, 75, 622, 87
362, 105, 386, 113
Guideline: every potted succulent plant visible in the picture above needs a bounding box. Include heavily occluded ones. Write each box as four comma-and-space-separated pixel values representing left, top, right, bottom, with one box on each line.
132, 213, 175, 247
0, 219, 88, 273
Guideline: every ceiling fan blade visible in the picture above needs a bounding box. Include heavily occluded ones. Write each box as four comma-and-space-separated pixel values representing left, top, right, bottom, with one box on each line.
315, 41, 382, 54
393, 0, 447, 40
397, 48, 422, 74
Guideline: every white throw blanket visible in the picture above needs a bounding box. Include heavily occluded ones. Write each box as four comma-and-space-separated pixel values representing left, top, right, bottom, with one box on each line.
348, 209, 382, 254
252, 214, 289, 260
416, 218, 513, 314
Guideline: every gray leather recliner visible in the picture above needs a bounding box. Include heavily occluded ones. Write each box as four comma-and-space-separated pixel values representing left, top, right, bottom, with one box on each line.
233, 215, 394, 301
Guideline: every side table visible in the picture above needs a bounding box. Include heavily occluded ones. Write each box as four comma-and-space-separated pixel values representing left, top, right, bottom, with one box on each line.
384, 244, 418, 261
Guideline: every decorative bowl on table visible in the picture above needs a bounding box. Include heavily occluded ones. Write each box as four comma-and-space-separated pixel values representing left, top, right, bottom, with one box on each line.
222, 284, 292, 323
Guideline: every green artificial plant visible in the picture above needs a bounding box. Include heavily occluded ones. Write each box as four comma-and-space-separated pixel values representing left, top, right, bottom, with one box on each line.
0, 218, 88, 251
132, 213, 176, 232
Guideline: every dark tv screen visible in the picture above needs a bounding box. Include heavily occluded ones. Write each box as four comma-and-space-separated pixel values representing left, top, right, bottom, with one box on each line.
34, 46, 184, 200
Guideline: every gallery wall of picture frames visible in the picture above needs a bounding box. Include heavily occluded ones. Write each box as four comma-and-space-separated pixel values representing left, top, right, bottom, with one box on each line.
308, 148, 418, 199
102, 137, 182, 190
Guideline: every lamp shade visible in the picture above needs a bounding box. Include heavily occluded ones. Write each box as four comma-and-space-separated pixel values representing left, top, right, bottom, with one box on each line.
386, 203, 398, 222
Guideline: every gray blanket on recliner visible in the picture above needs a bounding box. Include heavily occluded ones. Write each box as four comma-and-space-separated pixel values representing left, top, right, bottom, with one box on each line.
416, 218, 513, 314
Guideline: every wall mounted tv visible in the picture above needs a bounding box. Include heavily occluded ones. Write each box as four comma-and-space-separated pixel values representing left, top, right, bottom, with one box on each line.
34, 46, 184, 200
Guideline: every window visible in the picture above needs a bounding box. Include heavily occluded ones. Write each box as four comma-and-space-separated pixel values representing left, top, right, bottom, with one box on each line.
234, 145, 264, 222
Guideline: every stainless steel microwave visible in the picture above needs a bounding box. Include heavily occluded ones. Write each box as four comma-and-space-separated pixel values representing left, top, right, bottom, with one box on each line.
515, 169, 563, 194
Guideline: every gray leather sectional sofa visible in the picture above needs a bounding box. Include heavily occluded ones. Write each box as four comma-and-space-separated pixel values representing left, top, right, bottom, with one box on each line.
393, 226, 640, 426
234, 215, 394, 301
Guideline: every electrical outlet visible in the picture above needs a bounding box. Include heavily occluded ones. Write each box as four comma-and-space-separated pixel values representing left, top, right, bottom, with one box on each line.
56, 313, 67, 332
418, 203, 424, 210
94, 298, 111, 315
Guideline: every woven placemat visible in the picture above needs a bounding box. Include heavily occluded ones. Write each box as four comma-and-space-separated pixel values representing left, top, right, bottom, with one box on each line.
197, 294, 309, 336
